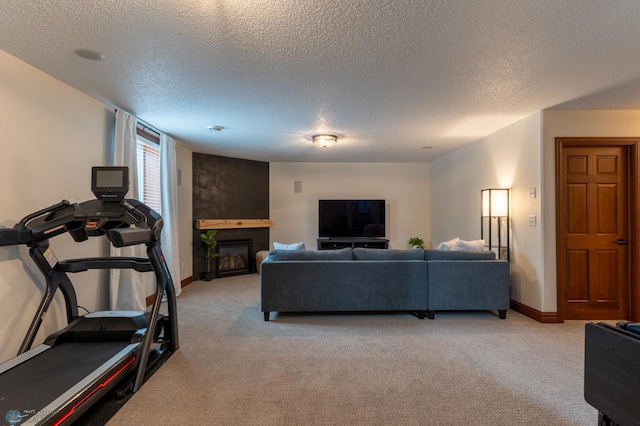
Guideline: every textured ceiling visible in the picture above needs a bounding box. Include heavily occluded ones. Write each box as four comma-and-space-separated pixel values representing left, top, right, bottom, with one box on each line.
3, 0, 640, 162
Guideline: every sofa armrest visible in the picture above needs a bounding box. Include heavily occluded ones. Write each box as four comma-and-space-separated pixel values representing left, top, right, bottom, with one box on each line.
427, 260, 510, 312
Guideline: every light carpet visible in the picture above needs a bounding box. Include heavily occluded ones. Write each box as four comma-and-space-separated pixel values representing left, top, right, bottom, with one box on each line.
107, 273, 597, 425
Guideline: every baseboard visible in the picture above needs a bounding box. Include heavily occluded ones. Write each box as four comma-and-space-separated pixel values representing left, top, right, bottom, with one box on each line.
510, 299, 560, 323
145, 275, 194, 307
181, 275, 194, 289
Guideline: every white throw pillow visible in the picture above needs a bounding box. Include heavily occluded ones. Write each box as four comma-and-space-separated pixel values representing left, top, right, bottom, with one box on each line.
450, 239, 485, 252
436, 237, 459, 250
273, 241, 305, 250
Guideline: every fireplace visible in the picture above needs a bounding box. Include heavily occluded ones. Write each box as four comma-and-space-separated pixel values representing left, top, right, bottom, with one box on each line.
216, 239, 253, 277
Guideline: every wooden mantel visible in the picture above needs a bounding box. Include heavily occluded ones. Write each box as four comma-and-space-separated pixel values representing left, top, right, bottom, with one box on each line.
196, 219, 272, 230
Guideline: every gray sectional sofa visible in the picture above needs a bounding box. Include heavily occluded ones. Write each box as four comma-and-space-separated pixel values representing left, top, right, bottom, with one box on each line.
260, 247, 510, 321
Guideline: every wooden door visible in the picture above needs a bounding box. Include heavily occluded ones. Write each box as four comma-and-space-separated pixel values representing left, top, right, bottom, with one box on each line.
557, 143, 629, 320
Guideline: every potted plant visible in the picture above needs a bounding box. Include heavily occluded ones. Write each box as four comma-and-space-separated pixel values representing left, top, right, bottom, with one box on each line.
408, 237, 425, 249
200, 229, 220, 281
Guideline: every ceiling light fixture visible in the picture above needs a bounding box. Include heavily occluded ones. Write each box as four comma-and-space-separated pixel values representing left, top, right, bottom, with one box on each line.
312, 134, 338, 148
208, 125, 224, 132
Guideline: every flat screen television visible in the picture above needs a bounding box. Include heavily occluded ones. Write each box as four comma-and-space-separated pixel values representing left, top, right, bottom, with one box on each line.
318, 199, 385, 238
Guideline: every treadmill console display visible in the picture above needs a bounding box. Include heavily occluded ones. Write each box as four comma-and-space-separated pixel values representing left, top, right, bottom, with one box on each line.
91, 166, 129, 201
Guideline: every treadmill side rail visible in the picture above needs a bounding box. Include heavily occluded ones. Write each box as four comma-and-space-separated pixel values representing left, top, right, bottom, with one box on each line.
0, 344, 50, 374
22, 343, 140, 426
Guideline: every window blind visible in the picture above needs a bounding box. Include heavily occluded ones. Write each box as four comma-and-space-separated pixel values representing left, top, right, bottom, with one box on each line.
136, 136, 161, 214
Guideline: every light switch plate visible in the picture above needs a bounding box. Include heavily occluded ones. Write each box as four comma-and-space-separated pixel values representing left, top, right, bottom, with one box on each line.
529, 215, 537, 226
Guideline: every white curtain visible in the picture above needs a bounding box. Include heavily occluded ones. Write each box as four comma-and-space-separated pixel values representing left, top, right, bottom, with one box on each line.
160, 134, 182, 297
109, 110, 148, 310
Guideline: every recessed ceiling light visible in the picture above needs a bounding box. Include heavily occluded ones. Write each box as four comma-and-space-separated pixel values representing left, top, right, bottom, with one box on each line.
74, 49, 106, 61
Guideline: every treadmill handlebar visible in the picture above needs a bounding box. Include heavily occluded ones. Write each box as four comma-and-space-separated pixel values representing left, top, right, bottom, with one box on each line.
0, 200, 73, 246
0, 226, 34, 246
57, 257, 154, 273
19, 199, 71, 226
6, 198, 163, 247
108, 228, 155, 248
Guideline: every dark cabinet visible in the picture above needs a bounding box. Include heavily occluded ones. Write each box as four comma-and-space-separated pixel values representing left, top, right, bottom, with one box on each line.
317, 238, 389, 250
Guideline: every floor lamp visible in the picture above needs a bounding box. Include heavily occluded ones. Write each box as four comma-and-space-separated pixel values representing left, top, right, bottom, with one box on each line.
481, 188, 510, 261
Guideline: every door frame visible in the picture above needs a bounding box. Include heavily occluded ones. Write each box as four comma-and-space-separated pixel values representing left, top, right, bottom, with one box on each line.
555, 137, 640, 322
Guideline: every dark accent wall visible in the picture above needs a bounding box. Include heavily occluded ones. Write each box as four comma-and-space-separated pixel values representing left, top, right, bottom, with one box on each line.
193, 153, 269, 279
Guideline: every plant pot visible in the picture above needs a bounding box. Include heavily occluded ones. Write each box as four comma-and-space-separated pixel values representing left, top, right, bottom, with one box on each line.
201, 271, 216, 281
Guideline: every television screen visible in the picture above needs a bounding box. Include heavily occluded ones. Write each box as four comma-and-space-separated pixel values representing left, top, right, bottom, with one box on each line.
319, 200, 385, 238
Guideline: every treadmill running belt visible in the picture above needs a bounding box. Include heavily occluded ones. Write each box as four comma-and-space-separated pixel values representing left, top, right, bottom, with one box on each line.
0, 341, 132, 423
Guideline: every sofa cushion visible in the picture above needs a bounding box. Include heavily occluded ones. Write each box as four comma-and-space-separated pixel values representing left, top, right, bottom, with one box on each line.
273, 241, 305, 250
424, 249, 496, 261
353, 247, 425, 260
435, 236, 459, 250
266, 247, 353, 261
450, 239, 484, 252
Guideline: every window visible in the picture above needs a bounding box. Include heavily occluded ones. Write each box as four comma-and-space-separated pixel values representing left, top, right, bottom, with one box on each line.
136, 127, 161, 213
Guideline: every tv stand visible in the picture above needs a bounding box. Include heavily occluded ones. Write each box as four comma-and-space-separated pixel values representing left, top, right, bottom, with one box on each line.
317, 238, 389, 250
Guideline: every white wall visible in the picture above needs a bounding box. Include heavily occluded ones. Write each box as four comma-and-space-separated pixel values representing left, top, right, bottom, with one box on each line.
270, 163, 429, 250
431, 109, 640, 315
542, 109, 640, 312
0, 51, 194, 363
0, 51, 111, 362
430, 112, 544, 310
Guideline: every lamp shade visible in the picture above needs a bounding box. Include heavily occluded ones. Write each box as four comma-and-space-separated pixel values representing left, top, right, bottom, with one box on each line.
481, 188, 509, 217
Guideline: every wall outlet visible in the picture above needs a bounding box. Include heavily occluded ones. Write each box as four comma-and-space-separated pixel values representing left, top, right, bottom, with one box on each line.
529, 215, 537, 226
529, 187, 536, 199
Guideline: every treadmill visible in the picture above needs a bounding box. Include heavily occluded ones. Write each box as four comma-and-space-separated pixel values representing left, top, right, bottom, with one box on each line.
0, 166, 179, 426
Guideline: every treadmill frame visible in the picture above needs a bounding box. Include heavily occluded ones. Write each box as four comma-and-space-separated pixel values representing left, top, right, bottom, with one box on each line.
0, 195, 179, 425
